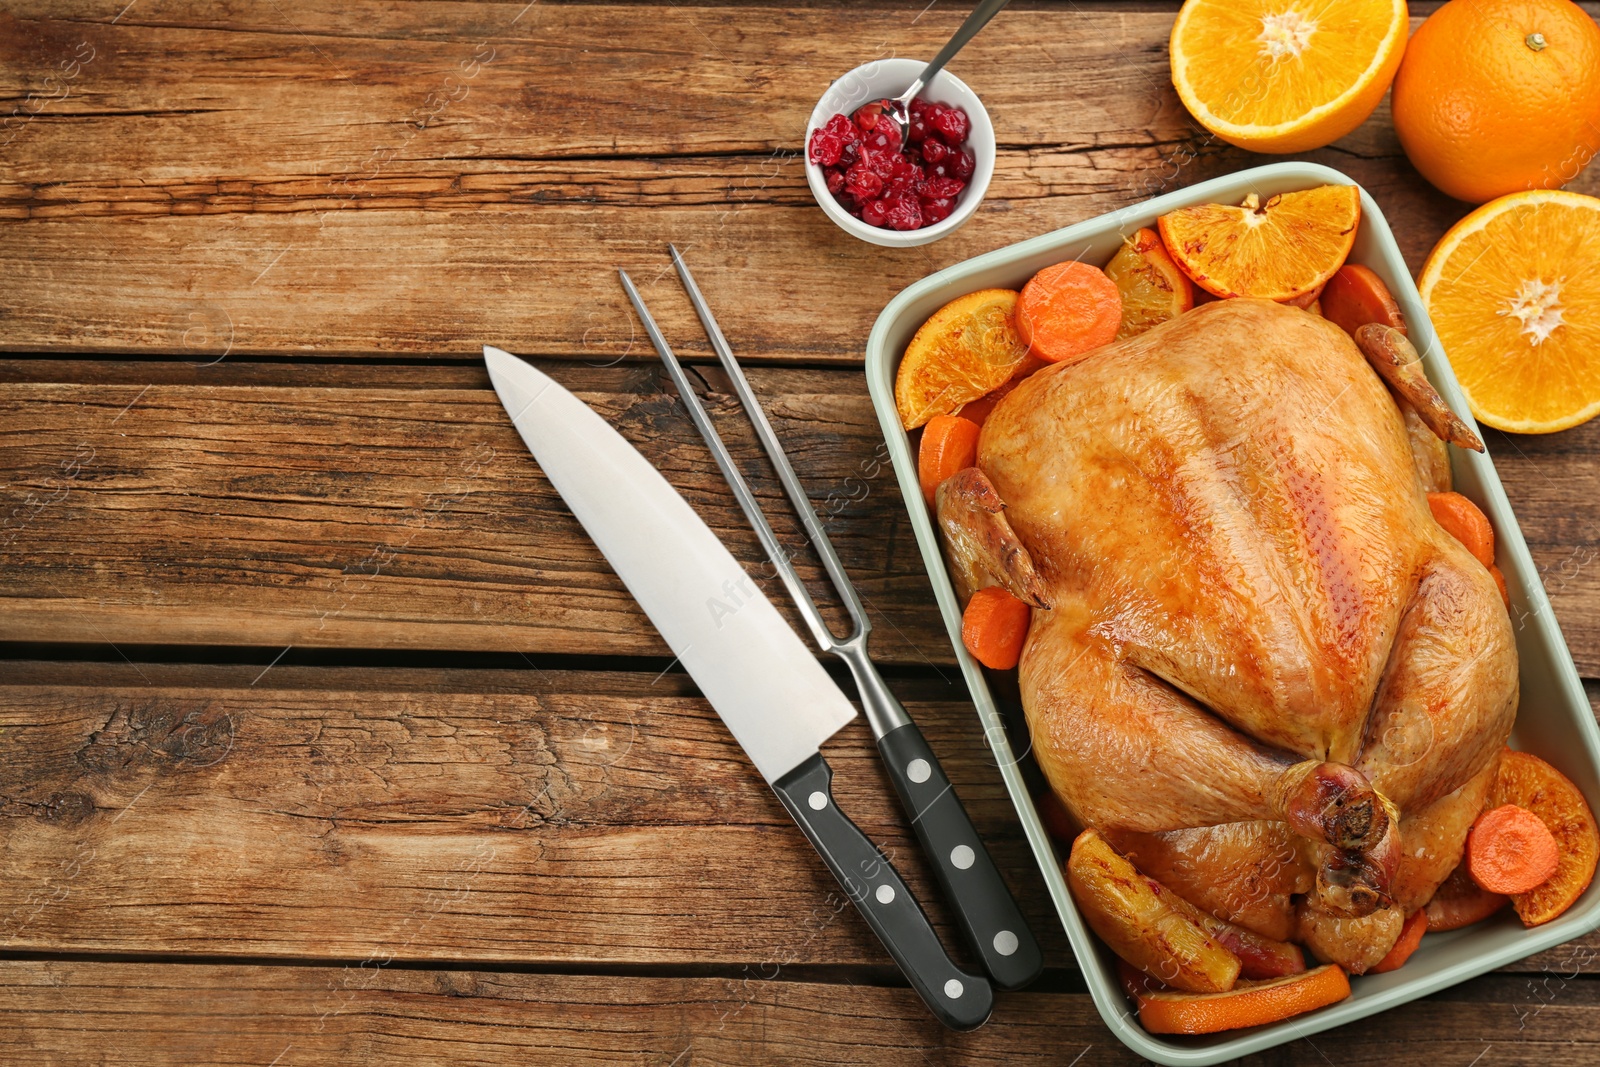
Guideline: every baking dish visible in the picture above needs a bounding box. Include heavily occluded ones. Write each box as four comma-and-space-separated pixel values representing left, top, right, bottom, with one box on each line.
863, 160, 1600, 1064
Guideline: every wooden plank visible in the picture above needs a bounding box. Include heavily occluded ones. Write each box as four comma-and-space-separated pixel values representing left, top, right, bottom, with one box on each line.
4, 363, 1600, 672
3, 3, 1596, 360
5, 961, 1600, 1066
2, 663, 1598, 973
0, 662, 1065, 966
0, 363, 953, 662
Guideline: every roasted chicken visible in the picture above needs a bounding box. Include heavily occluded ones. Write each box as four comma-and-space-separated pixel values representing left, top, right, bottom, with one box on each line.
938, 299, 1517, 972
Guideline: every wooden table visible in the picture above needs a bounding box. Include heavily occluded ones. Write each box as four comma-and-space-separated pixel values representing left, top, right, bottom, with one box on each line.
5, 2, 1600, 1062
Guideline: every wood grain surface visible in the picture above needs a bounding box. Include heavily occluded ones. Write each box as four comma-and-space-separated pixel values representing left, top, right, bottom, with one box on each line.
6, 0, 1600, 1062
0, 3, 1595, 362
8, 961, 1600, 1066
0, 662, 1056, 966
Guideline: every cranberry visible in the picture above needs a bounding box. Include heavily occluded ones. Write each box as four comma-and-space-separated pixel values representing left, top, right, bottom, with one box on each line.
859, 145, 898, 179
811, 101, 975, 233
852, 100, 891, 132
845, 164, 884, 201
882, 197, 923, 231
950, 148, 975, 181
865, 128, 902, 155
930, 106, 970, 145
808, 128, 845, 167
920, 196, 955, 225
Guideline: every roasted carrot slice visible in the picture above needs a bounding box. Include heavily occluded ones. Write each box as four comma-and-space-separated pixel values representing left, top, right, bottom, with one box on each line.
1490, 564, 1510, 609
917, 415, 981, 506
960, 586, 1033, 670
1016, 260, 1123, 364
1468, 804, 1561, 895
1427, 491, 1495, 567
1369, 908, 1428, 974
1321, 263, 1406, 339
1425, 862, 1508, 931
1491, 749, 1600, 927
1136, 965, 1350, 1035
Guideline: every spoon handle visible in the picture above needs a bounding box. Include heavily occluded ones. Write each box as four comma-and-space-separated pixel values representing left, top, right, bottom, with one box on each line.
903, 0, 1013, 103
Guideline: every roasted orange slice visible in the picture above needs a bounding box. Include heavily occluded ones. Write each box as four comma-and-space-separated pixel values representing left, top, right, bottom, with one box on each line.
1066, 830, 1242, 994
1104, 227, 1196, 339
1490, 748, 1600, 926
1136, 964, 1351, 1035
1157, 185, 1361, 302
894, 289, 1030, 429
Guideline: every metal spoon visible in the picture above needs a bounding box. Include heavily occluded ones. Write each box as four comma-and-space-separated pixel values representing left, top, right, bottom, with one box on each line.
876, 0, 1012, 146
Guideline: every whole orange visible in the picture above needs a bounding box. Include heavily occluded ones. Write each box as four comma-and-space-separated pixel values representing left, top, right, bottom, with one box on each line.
1391, 0, 1600, 203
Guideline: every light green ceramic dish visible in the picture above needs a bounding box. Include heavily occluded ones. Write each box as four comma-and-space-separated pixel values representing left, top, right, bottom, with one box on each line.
863, 161, 1600, 1064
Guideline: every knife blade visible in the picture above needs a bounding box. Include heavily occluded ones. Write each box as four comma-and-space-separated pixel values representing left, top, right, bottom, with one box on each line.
485, 346, 993, 1030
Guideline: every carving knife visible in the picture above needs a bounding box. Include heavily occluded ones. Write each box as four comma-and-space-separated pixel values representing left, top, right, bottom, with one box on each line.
484, 346, 993, 1031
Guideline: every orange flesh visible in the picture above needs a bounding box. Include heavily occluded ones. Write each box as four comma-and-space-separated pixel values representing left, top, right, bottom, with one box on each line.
1491, 749, 1600, 926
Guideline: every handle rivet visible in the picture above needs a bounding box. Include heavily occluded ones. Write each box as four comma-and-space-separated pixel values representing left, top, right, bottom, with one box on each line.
944, 979, 964, 999
993, 930, 1019, 956
875, 884, 896, 905
950, 844, 976, 870
907, 758, 932, 783
807, 791, 827, 810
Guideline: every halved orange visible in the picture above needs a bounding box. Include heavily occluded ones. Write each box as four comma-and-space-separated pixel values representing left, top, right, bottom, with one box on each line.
1157, 185, 1361, 301
1169, 0, 1409, 153
894, 289, 1030, 429
1490, 748, 1600, 926
1137, 964, 1351, 1035
1418, 190, 1600, 433
1104, 227, 1196, 339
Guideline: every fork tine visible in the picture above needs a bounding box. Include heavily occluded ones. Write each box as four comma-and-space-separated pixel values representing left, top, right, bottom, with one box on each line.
668, 245, 870, 638
617, 269, 841, 650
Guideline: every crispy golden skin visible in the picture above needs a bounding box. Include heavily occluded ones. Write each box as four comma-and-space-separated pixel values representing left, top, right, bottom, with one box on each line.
945, 300, 1517, 970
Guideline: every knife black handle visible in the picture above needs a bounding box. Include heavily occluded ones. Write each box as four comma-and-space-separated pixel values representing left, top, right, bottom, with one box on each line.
773, 752, 993, 1031
878, 721, 1044, 990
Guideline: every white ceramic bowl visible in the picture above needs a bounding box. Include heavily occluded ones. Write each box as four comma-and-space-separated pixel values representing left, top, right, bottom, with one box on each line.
865, 161, 1600, 1064
804, 58, 995, 248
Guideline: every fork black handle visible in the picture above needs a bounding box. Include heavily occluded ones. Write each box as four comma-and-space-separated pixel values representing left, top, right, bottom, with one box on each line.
877, 720, 1044, 990
773, 752, 994, 1031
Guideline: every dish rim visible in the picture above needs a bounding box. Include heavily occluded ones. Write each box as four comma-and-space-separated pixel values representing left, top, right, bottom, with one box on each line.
862, 159, 1600, 1064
